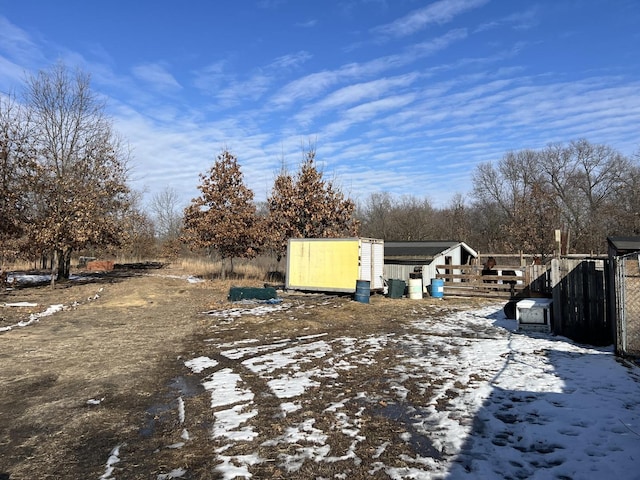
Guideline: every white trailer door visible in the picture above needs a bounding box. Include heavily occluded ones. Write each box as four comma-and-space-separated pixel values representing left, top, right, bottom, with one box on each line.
359, 240, 372, 282
372, 241, 384, 289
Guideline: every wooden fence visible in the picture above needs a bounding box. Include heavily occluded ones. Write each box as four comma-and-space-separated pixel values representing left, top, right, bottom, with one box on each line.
434, 264, 550, 299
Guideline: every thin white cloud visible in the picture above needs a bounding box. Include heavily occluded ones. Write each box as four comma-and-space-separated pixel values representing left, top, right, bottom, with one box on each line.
295, 19, 317, 28
270, 29, 467, 109
406, 28, 468, 56
268, 51, 313, 70
320, 93, 417, 139
372, 0, 489, 39
270, 70, 341, 108
131, 62, 182, 91
215, 73, 273, 107
112, 103, 279, 206
346, 93, 417, 121
0, 16, 41, 64
191, 52, 311, 107
294, 72, 421, 125
192, 60, 228, 92
475, 7, 540, 33
0, 55, 26, 91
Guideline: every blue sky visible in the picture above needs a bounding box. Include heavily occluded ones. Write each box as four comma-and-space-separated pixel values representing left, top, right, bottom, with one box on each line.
1, 0, 639, 209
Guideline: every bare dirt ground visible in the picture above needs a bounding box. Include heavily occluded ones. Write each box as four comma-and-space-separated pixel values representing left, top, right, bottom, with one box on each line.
0, 265, 493, 480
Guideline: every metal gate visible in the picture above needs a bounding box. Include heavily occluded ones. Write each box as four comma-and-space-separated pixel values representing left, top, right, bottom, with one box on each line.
614, 252, 640, 357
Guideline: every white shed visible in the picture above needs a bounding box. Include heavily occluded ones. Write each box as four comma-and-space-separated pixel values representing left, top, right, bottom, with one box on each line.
383, 241, 478, 291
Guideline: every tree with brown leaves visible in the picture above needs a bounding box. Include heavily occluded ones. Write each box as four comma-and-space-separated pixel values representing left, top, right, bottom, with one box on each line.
265, 149, 359, 262
182, 150, 263, 279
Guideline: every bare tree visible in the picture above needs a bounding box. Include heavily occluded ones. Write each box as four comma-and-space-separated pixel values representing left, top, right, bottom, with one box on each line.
612, 162, 640, 235
538, 139, 632, 252
390, 195, 436, 241
437, 193, 473, 243
357, 192, 394, 240
359, 192, 445, 241
182, 150, 263, 278
149, 186, 185, 259
112, 190, 157, 261
150, 186, 183, 240
473, 140, 635, 255
473, 149, 542, 214
23, 63, 132, 281
505, 182, 559, 259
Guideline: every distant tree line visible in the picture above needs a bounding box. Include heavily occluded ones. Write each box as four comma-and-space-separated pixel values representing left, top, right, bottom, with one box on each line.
471, 140, 640, 257
358, 139, 640, 258
2, 63, 639, 279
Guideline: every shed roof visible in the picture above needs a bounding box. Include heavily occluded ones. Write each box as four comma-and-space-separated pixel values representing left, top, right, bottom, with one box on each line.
384, 241, 478, 261
607, 236, 640, 255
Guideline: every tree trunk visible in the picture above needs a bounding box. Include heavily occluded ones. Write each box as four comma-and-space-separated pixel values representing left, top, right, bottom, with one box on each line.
220, 257, 226, 280
50, 250, 58, 288
41, 254, 49, 270
64, 250, 72, 278
56, 248, 72, 280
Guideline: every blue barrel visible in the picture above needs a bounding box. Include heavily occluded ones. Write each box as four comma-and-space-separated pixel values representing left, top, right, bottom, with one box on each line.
431, 278, 444, 299
354, 279, 370, 304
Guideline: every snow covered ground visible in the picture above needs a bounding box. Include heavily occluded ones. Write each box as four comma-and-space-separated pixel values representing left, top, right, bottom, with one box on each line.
113, 301, 640, 480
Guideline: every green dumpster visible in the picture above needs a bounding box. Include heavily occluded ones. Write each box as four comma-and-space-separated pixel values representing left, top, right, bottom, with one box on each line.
228, 286, 278, 301
387, 279, 406, 298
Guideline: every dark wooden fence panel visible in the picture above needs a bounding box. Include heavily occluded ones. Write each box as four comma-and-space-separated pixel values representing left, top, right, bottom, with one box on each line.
550, 258, 612, 346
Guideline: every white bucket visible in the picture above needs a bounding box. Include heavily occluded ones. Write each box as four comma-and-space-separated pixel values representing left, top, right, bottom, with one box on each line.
408, 278, 423, 299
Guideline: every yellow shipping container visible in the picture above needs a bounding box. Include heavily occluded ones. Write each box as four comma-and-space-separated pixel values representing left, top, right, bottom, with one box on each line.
286, 238, 384, 293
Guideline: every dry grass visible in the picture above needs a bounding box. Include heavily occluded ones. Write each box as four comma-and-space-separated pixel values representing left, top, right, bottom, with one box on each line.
177, 255, 282, 281
2, 253, 285, 279
1, 258, 39, 271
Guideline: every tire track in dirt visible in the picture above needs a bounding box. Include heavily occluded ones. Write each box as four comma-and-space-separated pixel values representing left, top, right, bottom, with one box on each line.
169, 335, 334, 441
200, 350, 284, 427
167, 335, 340, 477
